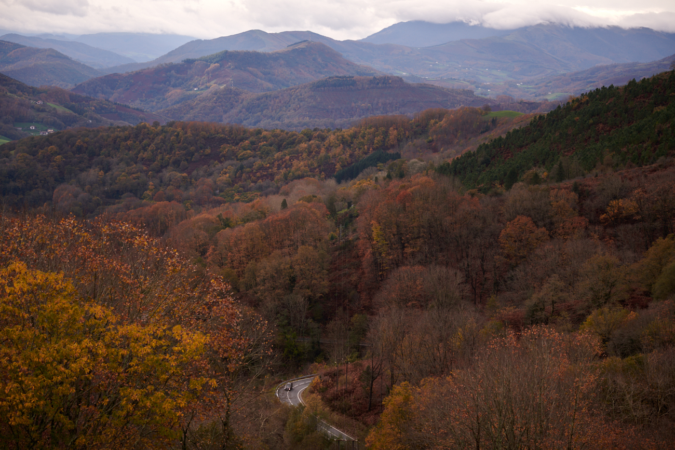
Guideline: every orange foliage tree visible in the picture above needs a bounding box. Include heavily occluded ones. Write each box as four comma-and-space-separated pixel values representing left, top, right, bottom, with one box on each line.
499, 215, 549, 265
367, 327, 655, 449
0, 214, 271, 447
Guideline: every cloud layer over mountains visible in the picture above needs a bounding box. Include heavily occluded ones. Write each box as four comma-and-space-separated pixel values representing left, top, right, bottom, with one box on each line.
1, 0, 674, 40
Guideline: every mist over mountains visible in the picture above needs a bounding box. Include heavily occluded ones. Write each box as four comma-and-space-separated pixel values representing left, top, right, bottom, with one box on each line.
0, 34, 135, 69
95, 24, 675, 81
0, 19, 673, 134
361, 21, 514, 46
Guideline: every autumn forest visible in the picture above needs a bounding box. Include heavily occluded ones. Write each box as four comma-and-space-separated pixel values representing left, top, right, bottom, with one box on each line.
1, 68, 675, 450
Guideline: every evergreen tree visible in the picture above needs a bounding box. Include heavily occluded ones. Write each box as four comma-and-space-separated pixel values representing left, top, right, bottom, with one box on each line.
505, 168, 519, 190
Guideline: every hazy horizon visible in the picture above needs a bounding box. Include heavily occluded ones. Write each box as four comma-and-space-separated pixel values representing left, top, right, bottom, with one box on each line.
1, 0, 674, 42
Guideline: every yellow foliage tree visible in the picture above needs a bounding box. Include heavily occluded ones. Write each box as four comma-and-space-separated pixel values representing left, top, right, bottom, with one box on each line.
366, 382, 414, 450
0, 262, 208, 450
581, 307, 635, 346
631, 234, 675, 296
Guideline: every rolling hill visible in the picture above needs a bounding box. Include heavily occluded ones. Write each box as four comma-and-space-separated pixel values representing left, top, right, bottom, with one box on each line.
158, 75, 537, 130
73, 42, 381, 111
0, 40, 101, 88
0, 100, 536, 210
0, 72, 166, 141
0, 34, 135, 69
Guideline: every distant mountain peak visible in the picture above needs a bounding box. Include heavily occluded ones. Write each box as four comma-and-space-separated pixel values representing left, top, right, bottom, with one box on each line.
361, 21, 514, 47
0, 33, 136, 68
73, 41, 381, 112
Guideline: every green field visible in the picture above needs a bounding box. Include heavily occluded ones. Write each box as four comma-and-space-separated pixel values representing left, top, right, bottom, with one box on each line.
484, 110, 524, 119
47, 102, 75, 114
0, 135, 11, 145
545, 92, 571, 101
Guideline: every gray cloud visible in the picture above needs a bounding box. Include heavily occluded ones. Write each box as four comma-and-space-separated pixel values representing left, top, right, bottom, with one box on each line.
481, 4, 604, 29
0, 0, 673, 40
619, 12, 675, 32
12, 0, 90, 16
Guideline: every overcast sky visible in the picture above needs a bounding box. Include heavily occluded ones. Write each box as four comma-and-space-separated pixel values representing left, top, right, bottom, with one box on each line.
1, 0, 674, 40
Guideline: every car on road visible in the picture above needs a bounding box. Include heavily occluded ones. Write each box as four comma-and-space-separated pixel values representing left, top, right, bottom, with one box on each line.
284, 382, 293, 391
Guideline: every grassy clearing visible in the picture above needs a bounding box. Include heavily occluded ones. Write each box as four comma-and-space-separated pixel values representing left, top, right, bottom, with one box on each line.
545, 92, 571, 101
0, 135, 11, 145
484, 110, 524, 119
47, 102, 74, 114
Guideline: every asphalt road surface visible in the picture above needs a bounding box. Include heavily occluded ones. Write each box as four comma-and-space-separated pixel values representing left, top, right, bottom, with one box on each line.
277, 377, 313, 407
277, 376, 356, 442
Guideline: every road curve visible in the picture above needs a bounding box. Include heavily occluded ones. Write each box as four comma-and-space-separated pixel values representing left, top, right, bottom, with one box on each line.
276, 376, 356, 443
277, 377, 313, 407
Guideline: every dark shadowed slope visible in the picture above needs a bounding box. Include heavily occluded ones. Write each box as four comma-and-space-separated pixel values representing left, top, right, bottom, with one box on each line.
0, 72, 166, 141
441, 70, 675, 189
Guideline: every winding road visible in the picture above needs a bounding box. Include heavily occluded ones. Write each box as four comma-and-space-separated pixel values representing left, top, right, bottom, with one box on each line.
276, 375, 357, 443
277, 377, 313, 407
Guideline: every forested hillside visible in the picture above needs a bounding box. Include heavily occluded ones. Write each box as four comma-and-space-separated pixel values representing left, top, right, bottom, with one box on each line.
0, 73, 166, 142
1, 71, 675, 448
73, 42, 380, 112
441, 70, 675, 190
0, 105, 523, 211
158, 75, 526, 130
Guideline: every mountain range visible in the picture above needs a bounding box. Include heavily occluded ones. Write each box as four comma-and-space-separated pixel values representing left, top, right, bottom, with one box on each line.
2, 22, 674, 97
0, 34, 135, 69
96, 24, 675, 93
361, 21, 513, 47
0, 21, 673, 137
72, 41, 380, 111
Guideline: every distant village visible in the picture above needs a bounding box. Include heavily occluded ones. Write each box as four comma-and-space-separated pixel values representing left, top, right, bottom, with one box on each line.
16, 124, 55, 136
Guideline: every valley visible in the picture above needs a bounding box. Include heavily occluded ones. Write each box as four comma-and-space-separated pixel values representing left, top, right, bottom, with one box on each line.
0, 14, 674, 450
